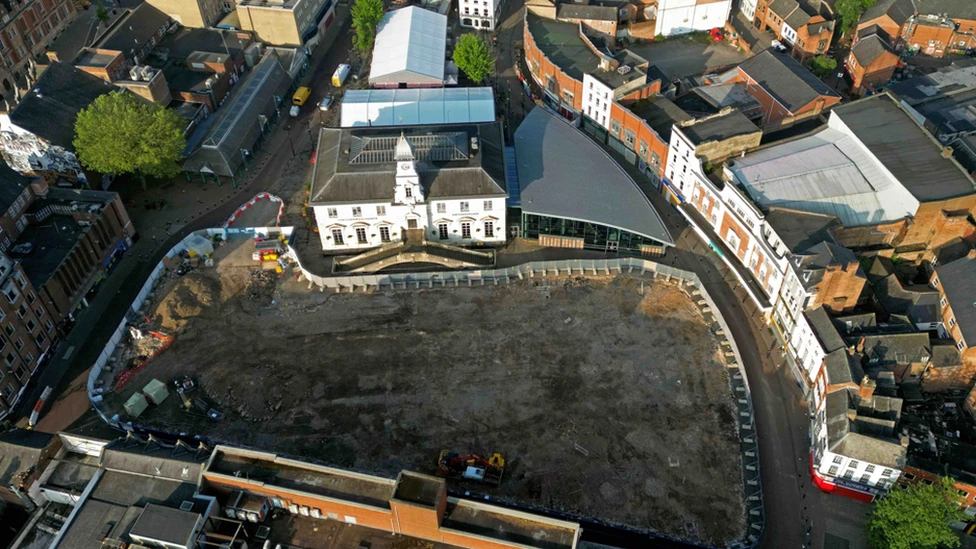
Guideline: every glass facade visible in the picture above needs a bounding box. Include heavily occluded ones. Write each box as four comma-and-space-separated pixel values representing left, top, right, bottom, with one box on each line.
522, 213, 665, 255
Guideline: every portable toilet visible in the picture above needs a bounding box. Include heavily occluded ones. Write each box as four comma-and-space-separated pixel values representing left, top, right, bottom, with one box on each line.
143, 379, 170, 405
124, 392, 149, 418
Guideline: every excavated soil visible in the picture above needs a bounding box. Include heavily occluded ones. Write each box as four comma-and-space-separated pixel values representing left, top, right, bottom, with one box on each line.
104, 239, 746, 545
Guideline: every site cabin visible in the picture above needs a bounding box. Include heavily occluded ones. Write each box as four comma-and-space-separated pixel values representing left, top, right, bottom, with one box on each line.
437, 450, 505, 485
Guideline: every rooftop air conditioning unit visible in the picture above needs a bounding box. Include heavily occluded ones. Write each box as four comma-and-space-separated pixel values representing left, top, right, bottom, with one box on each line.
129, 66, 141, 81
140, 66, 154, 80
617, 65, 632, 75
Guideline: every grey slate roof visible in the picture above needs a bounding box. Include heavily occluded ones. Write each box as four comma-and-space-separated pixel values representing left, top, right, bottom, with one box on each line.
734, 50, 840, 113
860, 0, 914, 25
0, 160, 32, 213
310, 122, 507, 204
825, 348, 864, 386
806, 307, 846, 353
914, 0, 976, 20
183, 50, 292, 176
0, 430, 53, 486
935, 253, 976, 345
677, 109, 760, 146
831, 93, 976, 202
514, 108, 673, 245
859, 333, 932, 366
95, 3, 172, 55
556, 2, 617, 21
681, 83, 762, 115
154, 27, 251, 61
9, 62, 118, 149
887, 59, 976, 105
764, 207, 840, 253
130, 503, 201, 546
851, 34, 894, 66
792, 241, 862, 290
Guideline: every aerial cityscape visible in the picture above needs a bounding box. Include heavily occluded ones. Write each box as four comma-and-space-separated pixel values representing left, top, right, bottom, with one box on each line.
0, 0, 976, 547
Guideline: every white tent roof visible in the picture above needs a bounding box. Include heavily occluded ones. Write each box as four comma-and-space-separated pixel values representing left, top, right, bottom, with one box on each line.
340, 88, 495, 127
368, 6, 447, 84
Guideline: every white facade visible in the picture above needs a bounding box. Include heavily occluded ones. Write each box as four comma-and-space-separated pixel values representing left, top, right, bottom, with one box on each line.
739, 0, 757, 21
781, 24, 798, 45
313, 136, 505, 251
818, 446, 901, 489
0, 114, 88, 182
582, 74, 613, 129
459, 0, 499, 30
668, 127, 789, 301
654, 0, 732, 37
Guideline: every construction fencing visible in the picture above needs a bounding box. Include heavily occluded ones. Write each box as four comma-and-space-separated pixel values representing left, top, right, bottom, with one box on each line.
290, 253, 765, 547
83, 232, 763, 548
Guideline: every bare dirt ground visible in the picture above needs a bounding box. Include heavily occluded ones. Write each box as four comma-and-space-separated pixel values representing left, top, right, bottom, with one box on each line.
102, 239, 745, 544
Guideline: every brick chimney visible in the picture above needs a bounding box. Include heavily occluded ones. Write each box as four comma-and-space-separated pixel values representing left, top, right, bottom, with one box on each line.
859, 376, 876, 400
969, 248, 976, 260
856, 337, 866, 353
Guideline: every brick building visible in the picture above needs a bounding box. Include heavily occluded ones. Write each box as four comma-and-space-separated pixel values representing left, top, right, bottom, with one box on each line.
932, 250, 976, 362
751, 0, 835, 61
0, 0, 78, 103
236, 0, 336, 46
0, 163, 59, 419
92, 3, 174, 66
715, 50, 841, 129
846, 27, 899, 95
857, 0, 976, 57
202, 447, 582, 549
145, 0, 226, 28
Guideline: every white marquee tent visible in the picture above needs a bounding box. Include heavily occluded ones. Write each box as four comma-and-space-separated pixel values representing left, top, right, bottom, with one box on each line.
340, 88, 495, 127
368, 6, 448, 87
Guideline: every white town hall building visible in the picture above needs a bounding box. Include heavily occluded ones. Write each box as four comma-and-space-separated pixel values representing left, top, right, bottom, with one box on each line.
309, 123, 508, 252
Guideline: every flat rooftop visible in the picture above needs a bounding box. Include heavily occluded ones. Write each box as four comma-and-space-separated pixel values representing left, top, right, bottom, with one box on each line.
237, 0, 301, 9
42, 454, 100, 493
393, 472, 444, 507
207, 450, 395, 509
627, 95, 692, 143
74, 49, 121, 68
678, 109, 760, 145
443, 500, 579, 549
526, 13, 644, 89
10, 215, 83, 287
260, 513, 467, 549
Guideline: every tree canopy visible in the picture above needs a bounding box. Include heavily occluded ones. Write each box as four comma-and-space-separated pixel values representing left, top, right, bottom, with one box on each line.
868, 477, 967, 549
352, 0, 384, 52
453, 34, 494, 84
835, 0, 877, 34
74, 91, 186, 185
809, 55, 837, 78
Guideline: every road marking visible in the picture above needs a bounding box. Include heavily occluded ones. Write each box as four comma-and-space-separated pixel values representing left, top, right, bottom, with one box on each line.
62, 346, 76, 360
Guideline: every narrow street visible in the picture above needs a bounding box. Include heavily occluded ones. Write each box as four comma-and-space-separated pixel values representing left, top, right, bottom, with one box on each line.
17, 2, 871, 546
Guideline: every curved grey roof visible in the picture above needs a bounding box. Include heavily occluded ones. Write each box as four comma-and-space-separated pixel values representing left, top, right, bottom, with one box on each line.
514, 108, 673, 246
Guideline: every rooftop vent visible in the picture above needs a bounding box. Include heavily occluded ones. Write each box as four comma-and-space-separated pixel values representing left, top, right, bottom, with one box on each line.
180, 501, 194, 511
617, 65, 632, 75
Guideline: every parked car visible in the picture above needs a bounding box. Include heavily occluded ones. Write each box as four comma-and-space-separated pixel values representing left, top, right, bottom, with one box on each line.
710, 28, 724, 42
319, 96, 334, 111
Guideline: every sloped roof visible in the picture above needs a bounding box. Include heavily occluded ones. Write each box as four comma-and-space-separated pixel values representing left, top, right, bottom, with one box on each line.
825, 390, 906, 468
764, 207, 840, 253
806, 307, 846, 353
100, 433, 212, 482
935, 253, 976, 344
0, 160, 32, 212
95, 3, 172, 54
9, 62, 118, 149
861, 0, 914, 26
914, 0, 976, 20
832, 94, 976, 201
733, 50, 840, 113
851, 34, 896, 67
514, 108, 673, 245
0, 430, 53, 486
310, 122, 507, 204
369, 6, 447, 84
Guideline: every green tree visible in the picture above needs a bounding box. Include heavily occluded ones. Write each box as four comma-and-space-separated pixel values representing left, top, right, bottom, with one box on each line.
352, 0, 384, 52
453, 34, 494, 84
809, 55, 838, 78
835, 0, 877, 34
868, 477, 967, 549
95, 1, 109, 25
74, 91, 186, 188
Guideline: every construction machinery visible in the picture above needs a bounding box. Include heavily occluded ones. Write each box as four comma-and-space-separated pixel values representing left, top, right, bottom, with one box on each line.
437, 450, 505, 485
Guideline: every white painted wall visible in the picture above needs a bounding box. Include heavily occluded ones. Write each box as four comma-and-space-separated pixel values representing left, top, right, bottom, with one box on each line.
655, 0, 732, 36
0, 115, 88, 182
459, 0, 498, 30
582, 74, 613, 129
819, 450, 901, 489
314, 197, 505, 251
740, 0, 757, 22
781, 24, 798, 44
